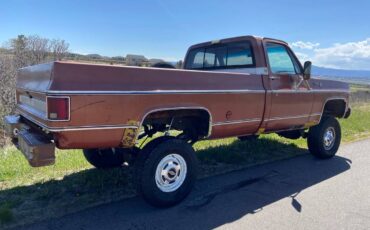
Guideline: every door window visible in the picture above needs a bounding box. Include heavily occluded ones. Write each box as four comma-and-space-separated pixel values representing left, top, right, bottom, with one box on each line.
266, 43, 297, 74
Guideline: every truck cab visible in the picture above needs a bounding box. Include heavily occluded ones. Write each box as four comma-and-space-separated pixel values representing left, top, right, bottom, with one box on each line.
183, 36, 349, 135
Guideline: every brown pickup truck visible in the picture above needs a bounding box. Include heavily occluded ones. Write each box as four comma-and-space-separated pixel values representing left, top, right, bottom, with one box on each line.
4, 35, 351, 207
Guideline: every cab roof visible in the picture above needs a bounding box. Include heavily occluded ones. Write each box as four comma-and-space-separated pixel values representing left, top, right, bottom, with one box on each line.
188, 35, 288, 50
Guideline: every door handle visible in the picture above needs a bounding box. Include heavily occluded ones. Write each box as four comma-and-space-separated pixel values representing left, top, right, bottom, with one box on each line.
269, 76, 280, 80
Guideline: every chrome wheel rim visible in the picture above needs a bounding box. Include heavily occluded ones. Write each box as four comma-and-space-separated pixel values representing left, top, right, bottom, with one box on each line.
155, 154, 187, 192
323, 127, 336, 150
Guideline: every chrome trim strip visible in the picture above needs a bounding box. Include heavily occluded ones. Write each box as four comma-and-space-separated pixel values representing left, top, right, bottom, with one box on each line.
266, 114, 311, 122
18, 87, 349, 96
311, 112, 322, 117
17, 104, 47, 121
262, 127, 305, 135
18, 111, 138, 132
46, 125, 138, 132
46, 89, 265, 95
271, 89, 350, 94
212, 118, 261, 126
17, 88, 46, 95
210, 67, 269, 75
265, 112, 326, 122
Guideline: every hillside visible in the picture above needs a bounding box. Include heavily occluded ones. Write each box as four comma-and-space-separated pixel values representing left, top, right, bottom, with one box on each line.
312, 66, 370, 85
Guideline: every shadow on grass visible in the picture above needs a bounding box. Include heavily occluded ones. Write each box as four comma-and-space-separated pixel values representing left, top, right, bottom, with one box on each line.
196, 137, 305, 165
1, 137, 309, 228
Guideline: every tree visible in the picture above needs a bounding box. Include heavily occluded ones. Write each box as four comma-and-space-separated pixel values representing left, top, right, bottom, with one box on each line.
0, 55, 17, 119
0, 35, 70, 126
10, 35, 28, 68
50, 39, 69, 61
176, 60, 183, 69
26, 35, 50, 65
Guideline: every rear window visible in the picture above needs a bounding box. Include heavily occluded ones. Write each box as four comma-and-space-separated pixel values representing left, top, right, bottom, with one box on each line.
185, 41, 254, 70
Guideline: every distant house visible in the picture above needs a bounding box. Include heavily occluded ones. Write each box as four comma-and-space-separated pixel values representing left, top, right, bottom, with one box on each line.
125, 54, 148, 66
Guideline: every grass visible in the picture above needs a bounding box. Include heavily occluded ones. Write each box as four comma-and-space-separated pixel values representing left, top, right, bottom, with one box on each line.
0, 103, 370, 227
350, 84, 370, 104
340, 104, 370, 141
350, 83, 370, 92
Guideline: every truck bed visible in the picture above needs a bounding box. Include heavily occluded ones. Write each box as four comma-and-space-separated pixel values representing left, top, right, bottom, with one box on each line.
16, 62, 266, 149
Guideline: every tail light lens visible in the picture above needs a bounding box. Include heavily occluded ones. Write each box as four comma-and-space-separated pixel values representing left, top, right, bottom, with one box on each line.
47, 97, 70, 121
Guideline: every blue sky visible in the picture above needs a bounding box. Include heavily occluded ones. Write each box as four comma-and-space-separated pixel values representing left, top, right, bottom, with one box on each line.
1, 0, 370, 69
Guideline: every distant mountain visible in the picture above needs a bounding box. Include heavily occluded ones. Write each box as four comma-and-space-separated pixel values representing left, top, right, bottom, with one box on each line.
312, 66, 370, 85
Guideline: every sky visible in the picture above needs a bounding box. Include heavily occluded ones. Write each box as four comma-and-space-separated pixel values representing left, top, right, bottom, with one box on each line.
1, 0, 370, 70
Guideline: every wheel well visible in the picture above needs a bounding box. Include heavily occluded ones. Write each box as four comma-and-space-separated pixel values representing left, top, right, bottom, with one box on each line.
323, 99, 347, 118
141, 108, 211, 140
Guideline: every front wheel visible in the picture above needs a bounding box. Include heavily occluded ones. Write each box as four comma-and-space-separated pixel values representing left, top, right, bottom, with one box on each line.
135, 138, 198, 207
307, 116, 341, 159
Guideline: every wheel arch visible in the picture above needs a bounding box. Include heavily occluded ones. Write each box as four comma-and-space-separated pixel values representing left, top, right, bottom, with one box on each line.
319, 97, 348, 122
139, 106, 213, 138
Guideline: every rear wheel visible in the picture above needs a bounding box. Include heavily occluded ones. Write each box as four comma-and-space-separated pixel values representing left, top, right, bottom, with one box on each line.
307, 116, 341, 159
135, 137, 198, 207
83, 148, 125, 168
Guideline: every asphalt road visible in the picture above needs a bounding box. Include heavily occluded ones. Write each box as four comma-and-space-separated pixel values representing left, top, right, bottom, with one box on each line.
19, 139, 370, 230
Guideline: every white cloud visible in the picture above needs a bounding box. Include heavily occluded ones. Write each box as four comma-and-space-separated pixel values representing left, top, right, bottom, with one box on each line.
294, 52, 309, 62
291, 38, 370, 70
311, 38, 370, 70
291, 41, 320, 50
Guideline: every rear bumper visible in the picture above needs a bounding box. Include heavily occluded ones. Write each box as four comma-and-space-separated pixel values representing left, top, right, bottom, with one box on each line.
3, 115, 56, 167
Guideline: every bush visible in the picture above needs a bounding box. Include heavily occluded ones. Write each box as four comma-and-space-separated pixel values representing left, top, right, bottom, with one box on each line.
0, 35, 69, 126
0, 55, 17, 126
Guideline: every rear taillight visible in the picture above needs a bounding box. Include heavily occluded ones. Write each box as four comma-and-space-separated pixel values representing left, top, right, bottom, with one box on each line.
47, 97, 70, 121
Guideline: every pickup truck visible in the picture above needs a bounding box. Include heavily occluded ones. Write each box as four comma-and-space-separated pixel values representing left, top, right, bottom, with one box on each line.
4, 35, 351, 207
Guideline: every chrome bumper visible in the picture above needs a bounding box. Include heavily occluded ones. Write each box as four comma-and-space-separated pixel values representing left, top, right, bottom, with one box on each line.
3, 115, 56, 167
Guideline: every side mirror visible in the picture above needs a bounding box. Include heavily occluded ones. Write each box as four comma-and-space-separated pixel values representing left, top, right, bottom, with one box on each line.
303, 61, 312, 80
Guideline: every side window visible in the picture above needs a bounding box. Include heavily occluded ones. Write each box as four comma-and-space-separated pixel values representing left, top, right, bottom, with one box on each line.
185, 49, 205, 69
185, 41, 254, 69
204, 52, 215, 68
266, 43, 297, 74
204, 46, 227, 68
227, 42, 253, 66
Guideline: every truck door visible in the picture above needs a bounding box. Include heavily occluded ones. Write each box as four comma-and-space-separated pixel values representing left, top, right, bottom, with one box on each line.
263, 41, 313, 131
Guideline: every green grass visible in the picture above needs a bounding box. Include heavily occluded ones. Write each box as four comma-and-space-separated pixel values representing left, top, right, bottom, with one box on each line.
350, 83, 370, 92
340, 105, 370, 141
0, 104, 369, 228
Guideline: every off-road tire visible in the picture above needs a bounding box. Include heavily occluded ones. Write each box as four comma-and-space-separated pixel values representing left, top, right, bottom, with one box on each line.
83, 148, 125, 168
134, 137, 198, 207
307, 116, 341, 159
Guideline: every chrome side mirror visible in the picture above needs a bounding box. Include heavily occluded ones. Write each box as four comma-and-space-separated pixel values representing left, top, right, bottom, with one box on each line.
303, 61, 312, 80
